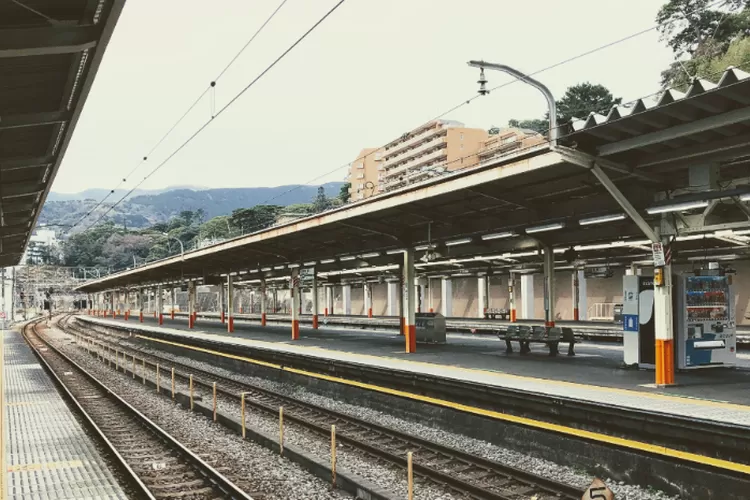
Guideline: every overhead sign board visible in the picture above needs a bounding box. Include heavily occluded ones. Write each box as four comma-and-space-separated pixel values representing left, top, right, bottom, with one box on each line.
652, 242, 666, 267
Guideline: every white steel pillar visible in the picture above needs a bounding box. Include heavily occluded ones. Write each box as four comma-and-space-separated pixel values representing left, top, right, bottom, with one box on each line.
324, 285, 333, 316
655, 261, 675, 386
312, 272, 320, 329
543, 246, 556, 327
416, 278, 425, 313
342, 284, 352, 316
188, 281, 196, 328
227, 275, 235, 333
520, 274, 534, 320
573, 270, 587, 321
157, 285, 163, 325
509, 273, 517, 322
219, 282, 225, 324
291, 269, 300, 340
387, 281, 398, 316
364, 282, 373, 318
427, 278, 434, 312
477, 276, 488, 318
403, 249, 416, 353
441, 278, 452, 317
260, 279, 267, 326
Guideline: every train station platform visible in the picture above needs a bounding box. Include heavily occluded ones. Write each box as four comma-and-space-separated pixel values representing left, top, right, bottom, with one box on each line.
82, 314, 750, 427
2, 328, 127, 499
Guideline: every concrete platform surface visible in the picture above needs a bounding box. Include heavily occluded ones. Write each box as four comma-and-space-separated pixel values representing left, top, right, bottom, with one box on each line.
84, 315, 750, 427
2, 329, 128, 499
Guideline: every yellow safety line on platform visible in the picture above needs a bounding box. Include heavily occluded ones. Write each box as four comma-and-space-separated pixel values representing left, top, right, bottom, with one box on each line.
137, 333, 750, 476
7, 460, 83, 473
126, 319, 750, 413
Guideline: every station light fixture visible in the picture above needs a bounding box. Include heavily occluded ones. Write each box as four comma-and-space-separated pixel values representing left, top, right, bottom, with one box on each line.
481, 231, 515, 241
386, 248, 405, 255
261, 267, 272, 272
288, 263, 300, 268
303, 261, 316, 266
414, 244, 432, 251
273, 265, 285, 270
445, 237, 473, 247
578, 213, 626, 226
320, 258, 336, 264
525, 222, 565, 234
360, 252, 381, 259
339, 255, 356, 261
645, 200, 709, 214
740, 193, 750, 201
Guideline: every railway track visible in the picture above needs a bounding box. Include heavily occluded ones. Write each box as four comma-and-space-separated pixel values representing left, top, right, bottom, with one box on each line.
62, 315, 584, 500
25, 318, 253, 500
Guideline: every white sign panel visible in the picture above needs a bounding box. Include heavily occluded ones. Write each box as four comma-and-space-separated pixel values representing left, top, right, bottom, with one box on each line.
652, 242, 666, 267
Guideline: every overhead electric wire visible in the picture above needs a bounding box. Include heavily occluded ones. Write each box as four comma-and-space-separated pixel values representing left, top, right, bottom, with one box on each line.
65, 0, 290, 234
80, 0, 727, 236
231, 0, 733, 212
80, 0, 348, 233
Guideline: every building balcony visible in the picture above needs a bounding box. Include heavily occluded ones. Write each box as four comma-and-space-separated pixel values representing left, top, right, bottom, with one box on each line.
477, 138, 522, 159
383, 124, 446, 160
381, 136, 446, 170
385, 148, 447, 179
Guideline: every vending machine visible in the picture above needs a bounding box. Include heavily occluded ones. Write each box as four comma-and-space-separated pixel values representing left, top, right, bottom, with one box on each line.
622, 275, 655, 367
674, 272, 736, 369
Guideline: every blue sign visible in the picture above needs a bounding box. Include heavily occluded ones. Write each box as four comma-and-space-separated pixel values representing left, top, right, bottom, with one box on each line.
623, 314, 639, 332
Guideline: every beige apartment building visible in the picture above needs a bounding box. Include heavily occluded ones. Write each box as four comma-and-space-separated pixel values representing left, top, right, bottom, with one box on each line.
346, 123, 545, 201
347, 147, 385, 201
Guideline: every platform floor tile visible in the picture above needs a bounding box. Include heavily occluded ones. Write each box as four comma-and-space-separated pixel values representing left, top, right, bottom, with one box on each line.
3, 331, 128, 499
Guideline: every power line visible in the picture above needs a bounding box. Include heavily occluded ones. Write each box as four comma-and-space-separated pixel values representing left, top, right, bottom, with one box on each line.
65, 0, 290, 235
80, 0, 349, 233
232, 0, 733, 210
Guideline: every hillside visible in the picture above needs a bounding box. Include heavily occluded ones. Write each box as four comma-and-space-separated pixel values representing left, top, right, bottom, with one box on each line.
40, 183, 344, 232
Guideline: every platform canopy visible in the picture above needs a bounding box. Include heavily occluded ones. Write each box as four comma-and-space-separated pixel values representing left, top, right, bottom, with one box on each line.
77, 67, 750, 293
0, 0, 124, 267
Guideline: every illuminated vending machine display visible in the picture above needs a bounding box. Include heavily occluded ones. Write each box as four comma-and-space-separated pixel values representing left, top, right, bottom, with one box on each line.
675, 274, 736, 369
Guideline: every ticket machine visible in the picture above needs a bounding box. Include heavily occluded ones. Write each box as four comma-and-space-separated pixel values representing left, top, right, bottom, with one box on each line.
674, 272, 736, 369
622, 275, 655, 367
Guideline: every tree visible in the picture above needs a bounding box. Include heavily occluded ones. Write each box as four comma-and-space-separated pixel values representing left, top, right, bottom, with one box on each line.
508, 82, 621, 134
229, 205, 282, 234
507, 118, 549, 134
339, 183, 351, 203
200, 215, 231, 240
656, 0, 750, 57
312, 186, 332, 213
662, 36, 750, 88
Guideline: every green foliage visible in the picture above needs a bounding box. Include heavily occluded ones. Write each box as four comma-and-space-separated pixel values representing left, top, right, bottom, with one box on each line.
508, 82, 621, 133
312, 186, 332, 213
507, 118, 549, 134
339, 182, 351, 203
656, 0, 750, 56
661, 33, 750, 88
229, 205, 282, 234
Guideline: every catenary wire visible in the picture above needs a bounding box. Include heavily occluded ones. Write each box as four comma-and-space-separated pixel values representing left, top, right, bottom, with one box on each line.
65, 0, 290, 234
80, 0, 730, 237
79, 0, 348, 233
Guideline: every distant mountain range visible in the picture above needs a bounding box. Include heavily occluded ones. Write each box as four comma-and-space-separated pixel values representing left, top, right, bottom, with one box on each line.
40, 183, 344, 233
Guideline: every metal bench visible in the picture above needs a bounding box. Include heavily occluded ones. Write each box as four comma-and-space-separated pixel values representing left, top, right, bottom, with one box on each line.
498, 325, 576, 356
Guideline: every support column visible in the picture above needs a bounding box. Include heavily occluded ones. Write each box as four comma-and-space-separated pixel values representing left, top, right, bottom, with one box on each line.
342, 284, 351, 316
403, 249, 416, 353
171, 287, 176, 319
88, 294, 92, 315
219, 282, 225, 324
520, 274, 534, 320
260, 279, 267, 326
291, 269, 300, 340
312, 272, 319, 329
441, 278, 452, 317
543, 246, 556, 327
427, 278, 434, 313
364, 282, 373, 318
655, 262, 675, 386
124, 290, 130, 320
573, 270, 587, 321
509, 273, 517, 322
188, 281, 196, 329
387, 281, 398, 316
227, 274, 234, 333
324, 285, 333, 316
157, 285, 164, 325
139, 288, 144, 323
416, 279, 425, 313
478, 276, 488, 318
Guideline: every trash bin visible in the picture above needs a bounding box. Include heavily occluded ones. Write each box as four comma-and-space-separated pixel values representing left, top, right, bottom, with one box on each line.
415, 312, 446, 343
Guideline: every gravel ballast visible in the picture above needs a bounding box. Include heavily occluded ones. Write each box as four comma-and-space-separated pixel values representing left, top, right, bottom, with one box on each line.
71, 320, 679, 500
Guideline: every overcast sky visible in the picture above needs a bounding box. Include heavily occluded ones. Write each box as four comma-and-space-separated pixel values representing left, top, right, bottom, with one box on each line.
54, 0, 675, 194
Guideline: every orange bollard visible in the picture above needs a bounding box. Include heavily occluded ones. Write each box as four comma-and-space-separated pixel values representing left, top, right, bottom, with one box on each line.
228, 316, 234, 333
261, 312, 267, 327
220, 310, 225, 324
312, 314, 319, 329
158, 313, 163, 325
